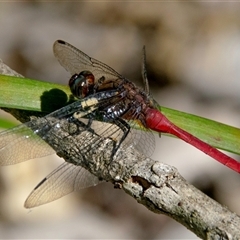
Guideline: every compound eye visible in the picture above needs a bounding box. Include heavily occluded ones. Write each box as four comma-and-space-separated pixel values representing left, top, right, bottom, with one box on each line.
69, 71, 95, 98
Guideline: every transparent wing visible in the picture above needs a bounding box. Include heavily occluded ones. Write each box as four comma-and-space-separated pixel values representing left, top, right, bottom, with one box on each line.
0, 111, 155, 167
53, 40, 123, 81
24, 162, 99, 208
0, 123, 55, 165
0, 96, 104, 166
131, 128, 155, 158
85, 119, 155, 158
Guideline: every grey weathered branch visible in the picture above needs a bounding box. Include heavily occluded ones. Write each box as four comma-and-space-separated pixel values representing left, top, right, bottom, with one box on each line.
1, 59, 240, 239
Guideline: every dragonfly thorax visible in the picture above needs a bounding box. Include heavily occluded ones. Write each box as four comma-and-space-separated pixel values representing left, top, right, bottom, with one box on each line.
68, 68, 155, 128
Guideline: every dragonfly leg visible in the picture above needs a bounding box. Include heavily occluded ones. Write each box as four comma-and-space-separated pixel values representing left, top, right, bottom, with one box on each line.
93, 76, 106, 93
109, 118, 130, 159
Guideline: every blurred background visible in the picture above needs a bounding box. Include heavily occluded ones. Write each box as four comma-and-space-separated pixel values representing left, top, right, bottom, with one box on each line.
0, 2, 240, 239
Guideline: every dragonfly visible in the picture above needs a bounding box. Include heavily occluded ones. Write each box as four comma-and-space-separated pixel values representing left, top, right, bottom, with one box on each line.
0, 40, 239, 208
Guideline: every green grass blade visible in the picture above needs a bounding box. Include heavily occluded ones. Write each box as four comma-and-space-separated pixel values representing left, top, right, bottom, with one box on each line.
0, 75, 71, 112
1, 74, 240, 156
0, 117, 17, 129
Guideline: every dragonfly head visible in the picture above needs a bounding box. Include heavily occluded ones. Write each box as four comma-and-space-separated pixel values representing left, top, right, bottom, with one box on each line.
69, 71, 95, 98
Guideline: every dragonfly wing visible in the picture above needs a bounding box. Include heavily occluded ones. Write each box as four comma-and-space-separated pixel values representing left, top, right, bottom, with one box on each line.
24, 162, 99, 208
83, 119, 155, 158
53, 40, 123, 82
128, 128, 155, 158
0, 96, 104, 166
0, 123, 55, 166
